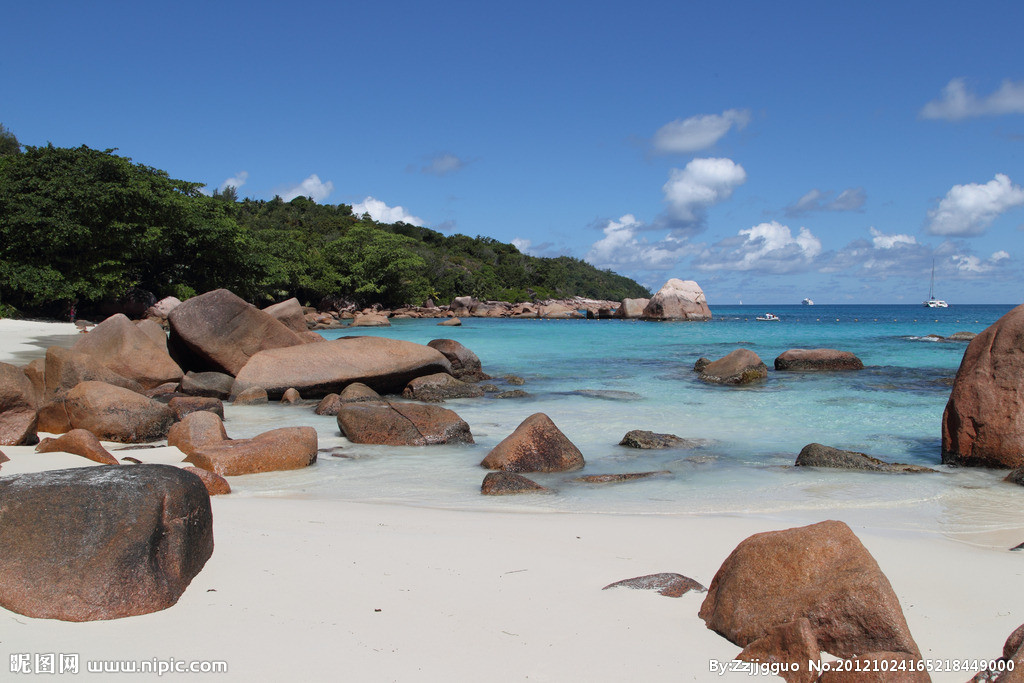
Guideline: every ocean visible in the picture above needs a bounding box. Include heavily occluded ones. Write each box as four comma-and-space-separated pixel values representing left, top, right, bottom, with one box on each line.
223, 303, 1020, 546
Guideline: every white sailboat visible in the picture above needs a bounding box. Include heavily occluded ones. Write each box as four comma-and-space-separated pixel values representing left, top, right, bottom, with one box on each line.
923, 261, 948, 308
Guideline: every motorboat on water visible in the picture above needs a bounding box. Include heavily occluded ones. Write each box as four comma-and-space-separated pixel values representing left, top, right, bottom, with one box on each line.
923, 261, 948, 308
756, 312, 780, 321
802, 298, 814, 305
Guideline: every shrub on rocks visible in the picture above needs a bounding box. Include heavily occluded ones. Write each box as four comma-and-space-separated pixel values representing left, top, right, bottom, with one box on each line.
0, 464, 214, 621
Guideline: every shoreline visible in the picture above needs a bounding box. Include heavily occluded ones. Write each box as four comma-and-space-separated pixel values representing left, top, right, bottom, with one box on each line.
2, 318, 1021, 680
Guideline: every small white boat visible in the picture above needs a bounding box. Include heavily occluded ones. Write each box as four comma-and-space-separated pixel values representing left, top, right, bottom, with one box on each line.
802, 298, 814, 306
922, 261, 948, 308
756, 312, 780, 321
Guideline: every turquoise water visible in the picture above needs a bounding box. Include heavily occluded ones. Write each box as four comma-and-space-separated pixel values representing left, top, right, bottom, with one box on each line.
223, 304, 1021, 540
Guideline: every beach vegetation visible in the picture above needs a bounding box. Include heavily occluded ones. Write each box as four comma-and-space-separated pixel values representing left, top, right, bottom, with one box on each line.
0, 144, 650, 316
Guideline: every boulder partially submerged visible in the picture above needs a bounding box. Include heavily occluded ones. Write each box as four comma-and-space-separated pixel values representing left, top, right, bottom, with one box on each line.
796, 443, 936, 473
698, 349, 768, 385
774, 349, 864, 372
942, 303, 1024, 468
480, 471, 548, 495
338, 401, 474, 446
641, 279, 711, 321
480, 413, 584, 473
402, 373, 485, 402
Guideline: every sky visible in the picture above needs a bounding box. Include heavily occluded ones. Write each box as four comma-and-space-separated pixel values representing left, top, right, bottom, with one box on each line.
2, 0, 1023, 304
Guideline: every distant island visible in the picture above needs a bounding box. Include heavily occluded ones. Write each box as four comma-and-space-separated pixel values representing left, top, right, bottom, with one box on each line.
0, 138, 649, 319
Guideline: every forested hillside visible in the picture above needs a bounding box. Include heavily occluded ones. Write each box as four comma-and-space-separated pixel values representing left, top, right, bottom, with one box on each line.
0, 141, 649, 317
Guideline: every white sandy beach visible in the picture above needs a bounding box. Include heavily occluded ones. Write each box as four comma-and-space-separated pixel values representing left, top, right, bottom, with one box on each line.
1, 319, 1021, 681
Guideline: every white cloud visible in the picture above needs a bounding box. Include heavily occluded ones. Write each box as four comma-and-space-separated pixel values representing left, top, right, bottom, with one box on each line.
422, 153, 466, 176
926, 173, 1024, 236
352, 196, 425, 226
219, 171, 248, 193
869, 227, 916, 249
585, 214, 681, 271
692, 221, 821, 274
785, 187, 866, 216
662, 157, 747, 224
951, 250, 1012, 274
921, 78, 1024, 120
651, 109, 751, 154
511, 238, 532, 253
281, 174, 335, 203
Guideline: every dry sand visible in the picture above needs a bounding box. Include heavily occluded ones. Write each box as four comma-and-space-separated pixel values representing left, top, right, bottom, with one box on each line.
1, 319, 1021, 681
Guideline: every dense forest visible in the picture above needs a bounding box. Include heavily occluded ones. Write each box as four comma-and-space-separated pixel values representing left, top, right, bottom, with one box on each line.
0, 133, 649, 318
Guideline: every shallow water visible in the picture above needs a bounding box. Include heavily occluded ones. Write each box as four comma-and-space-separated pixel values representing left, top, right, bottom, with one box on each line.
218, 304, 1023, 544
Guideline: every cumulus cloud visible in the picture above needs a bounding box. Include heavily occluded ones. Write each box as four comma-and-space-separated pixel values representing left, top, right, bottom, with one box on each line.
921, 78, 1024, 120
585, 214, 682, 271
351, 196, 425, 226
950, 250, 1012, 274
869, 227, 916, 249
219, 171, 248, 193
785, 187, 866, 216
692, 221, 821, 274
926, 173, 1024, 236
651, 109, 751, 154
280, 174, 335, 203
662, 157, 747, 225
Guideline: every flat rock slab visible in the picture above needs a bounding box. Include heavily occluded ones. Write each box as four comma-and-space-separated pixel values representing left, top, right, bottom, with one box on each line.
0, 464, 213, 621
35, 429, 118, 465
796, 443, 937, 473
619, 429, 707, 449
338, 401, 474, 446
774, 348, 864, 371
603, 573, 707, 597
232, 337, 453, 399
575, 471, 671, 484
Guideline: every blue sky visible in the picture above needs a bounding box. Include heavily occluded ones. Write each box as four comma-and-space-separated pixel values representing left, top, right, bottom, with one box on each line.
3, 1, 1023, 304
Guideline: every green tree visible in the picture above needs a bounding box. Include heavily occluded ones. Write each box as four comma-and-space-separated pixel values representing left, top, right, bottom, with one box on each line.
324, 225, 428, 307
0, 124, 20, 156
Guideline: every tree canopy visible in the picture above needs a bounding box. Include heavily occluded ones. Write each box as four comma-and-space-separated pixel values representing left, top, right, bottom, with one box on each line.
0, 143, 650, 317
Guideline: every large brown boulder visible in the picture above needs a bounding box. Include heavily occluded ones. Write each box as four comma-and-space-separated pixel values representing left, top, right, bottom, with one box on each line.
427, 339, 488, 381
480, 413, 585, 473
232, 337, 453, 399
0, 362, 39, 445
699, 349, 768, 384
942, 303, 1024, 468
184, 426, 318, 476
774, 349, 864, 372
167, 288, 305, 375
0, 464, 213, 621
614, 297, 650, 319
64, 381, 175, 443
167, 411, 229, 458
402, 373, 485, 402
43, 346, 143, 399
168, 396, 224, 421
72, 313, 183, 389
134, 318, 169, 352
698, 520, 921, 659
338, 401, 474, 446
349, 313, 390, 327
262, 297, 308, 334
35, 429, 119, 465
641, 279, 711, 321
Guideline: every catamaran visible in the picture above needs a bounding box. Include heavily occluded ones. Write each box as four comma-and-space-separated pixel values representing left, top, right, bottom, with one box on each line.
923, 261, 948, 308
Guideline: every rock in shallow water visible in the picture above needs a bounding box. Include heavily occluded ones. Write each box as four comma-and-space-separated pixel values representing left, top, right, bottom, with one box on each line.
0, 464, 213, 621
698, 349, 767, 385
795, 443, 937, 473
338, 401, 473, 446
480, 471, 548, 495
480, 413, 583, 473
